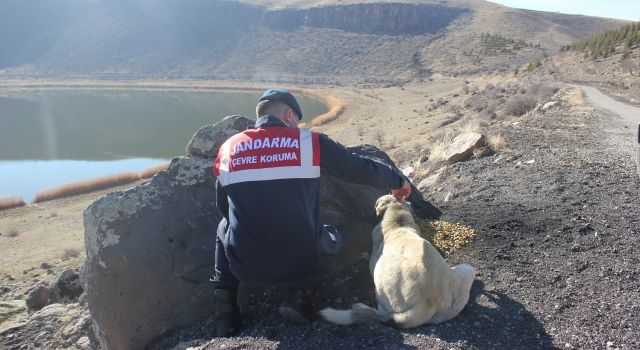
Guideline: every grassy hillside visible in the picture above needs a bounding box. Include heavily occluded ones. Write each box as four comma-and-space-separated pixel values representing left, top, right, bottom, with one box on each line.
0, 0, 630, 81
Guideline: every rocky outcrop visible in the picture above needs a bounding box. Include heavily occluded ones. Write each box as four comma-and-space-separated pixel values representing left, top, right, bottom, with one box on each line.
264, 3, 468, 35
0, 303, 90, 349
83, 116, 441, 349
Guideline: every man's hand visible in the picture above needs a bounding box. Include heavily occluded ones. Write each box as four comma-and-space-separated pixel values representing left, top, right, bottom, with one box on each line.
391, 179, 411, 200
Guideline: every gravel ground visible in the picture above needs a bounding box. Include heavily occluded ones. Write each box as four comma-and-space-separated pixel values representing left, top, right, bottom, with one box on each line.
151, 89, 640, 350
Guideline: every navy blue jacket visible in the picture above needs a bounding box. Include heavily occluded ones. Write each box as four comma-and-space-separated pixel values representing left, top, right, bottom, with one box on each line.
214, 116, 403, 286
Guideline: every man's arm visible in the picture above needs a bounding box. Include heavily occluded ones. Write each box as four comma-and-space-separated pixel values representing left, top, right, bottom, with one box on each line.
216, 179, 230, 221
319, 134, 410, 198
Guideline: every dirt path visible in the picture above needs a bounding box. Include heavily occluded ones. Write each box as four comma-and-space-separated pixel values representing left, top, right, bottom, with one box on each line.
581, 86, 640, 125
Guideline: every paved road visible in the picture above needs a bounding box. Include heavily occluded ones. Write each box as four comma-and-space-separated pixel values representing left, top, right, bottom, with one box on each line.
581, 86, 640, 126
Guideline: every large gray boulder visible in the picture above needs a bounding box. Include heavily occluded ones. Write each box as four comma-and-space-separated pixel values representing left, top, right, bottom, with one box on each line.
83, 116, 440, 349
186, 115, 254, 158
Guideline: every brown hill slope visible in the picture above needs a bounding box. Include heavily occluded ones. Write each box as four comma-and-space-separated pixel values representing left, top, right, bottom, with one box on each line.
0, 0, 629, 81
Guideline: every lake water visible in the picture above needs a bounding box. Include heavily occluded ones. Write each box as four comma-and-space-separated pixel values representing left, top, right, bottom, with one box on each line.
0, 89, 328, 201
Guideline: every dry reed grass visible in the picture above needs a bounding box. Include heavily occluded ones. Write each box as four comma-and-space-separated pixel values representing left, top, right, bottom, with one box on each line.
458, 119, 480, 134
0, 196, 26, 211
141, 162, 170, 179
33, 172, 141, 203
487, 134, 507, 152
429, 132, 455, 163
298, 92, 346, 128
62, 248, 81, 260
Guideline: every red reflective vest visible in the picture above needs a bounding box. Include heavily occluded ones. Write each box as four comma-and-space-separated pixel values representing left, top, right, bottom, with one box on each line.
214, 127, 320, 185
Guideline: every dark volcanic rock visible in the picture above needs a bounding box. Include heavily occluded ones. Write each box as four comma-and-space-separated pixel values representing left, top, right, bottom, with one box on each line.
83, 156, 219, 350
49, 269, 83, 303
25, 285, 52, 311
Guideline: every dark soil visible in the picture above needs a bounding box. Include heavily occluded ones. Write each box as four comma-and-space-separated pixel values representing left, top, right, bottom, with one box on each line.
152, 92, 640, 350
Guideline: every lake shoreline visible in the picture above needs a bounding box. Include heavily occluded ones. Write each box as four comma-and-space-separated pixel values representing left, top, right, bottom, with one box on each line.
0, 78, 346, 130
0, 80, 344, 203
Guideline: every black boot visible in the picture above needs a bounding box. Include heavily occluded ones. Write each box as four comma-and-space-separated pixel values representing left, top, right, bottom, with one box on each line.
278, 288, 315, 324
214, 288, 240, 337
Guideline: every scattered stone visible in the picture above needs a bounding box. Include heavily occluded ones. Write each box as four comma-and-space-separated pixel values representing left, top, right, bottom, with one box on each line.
402, 166, 415, 177
417, 166, 448, 190
542, 101, 559, 110
444, 191, 455, 202
473, 146, 494, 159
48, 269, 83, 303
26, 285, 53, 311
40, 262, 53, 269
76, 336, 92, 350
418, 149, 430, 163
440, 132, 486, 164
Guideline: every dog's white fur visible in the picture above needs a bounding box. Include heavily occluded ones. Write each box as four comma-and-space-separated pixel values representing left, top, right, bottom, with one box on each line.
319, 195, 476, 328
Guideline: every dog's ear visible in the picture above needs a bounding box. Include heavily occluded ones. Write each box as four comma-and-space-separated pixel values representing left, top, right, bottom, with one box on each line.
374, 203, 386, 223
374, 196, 391, 223
374, 197, 389, 217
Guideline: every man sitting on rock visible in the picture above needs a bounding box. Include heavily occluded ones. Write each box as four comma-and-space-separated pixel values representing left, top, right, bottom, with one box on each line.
211, 89, 411, 336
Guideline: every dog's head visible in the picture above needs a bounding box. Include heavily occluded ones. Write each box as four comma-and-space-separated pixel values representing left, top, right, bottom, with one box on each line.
374, 194, 413, 220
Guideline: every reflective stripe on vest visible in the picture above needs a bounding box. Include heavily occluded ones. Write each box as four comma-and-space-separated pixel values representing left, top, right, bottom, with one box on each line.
214, 127, 320, 186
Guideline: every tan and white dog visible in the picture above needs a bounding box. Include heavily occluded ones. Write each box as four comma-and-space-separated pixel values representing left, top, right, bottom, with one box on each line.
319, 195, 476, 328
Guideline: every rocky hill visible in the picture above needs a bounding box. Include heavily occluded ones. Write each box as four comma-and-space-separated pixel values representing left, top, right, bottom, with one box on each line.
0, 0, 628, 82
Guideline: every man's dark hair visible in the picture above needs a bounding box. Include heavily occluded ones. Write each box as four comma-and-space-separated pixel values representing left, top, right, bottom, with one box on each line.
256, 99, 289, 118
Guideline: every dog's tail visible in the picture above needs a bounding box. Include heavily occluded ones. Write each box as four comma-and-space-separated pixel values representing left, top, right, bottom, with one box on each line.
453, 263, 476, 288
318, 303, 380, 325
448, 263, 476, 317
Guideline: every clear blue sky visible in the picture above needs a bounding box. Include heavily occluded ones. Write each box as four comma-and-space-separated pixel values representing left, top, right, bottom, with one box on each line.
490, 0, 640, 21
